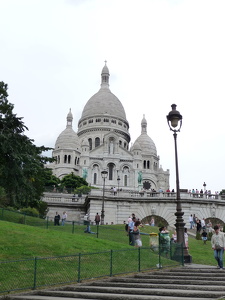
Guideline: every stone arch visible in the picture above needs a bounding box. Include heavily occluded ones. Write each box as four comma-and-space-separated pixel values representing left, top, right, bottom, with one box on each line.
141, 215, 169, 228
205, 217, 224, 228
91, 163, 100, 185
107, 162, 116, 180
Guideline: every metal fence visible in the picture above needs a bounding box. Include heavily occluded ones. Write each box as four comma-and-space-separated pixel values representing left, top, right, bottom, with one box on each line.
0, 243, 183, 294
0, 208, 183, 294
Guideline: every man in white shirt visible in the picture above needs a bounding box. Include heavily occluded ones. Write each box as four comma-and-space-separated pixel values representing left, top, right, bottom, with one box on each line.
201, 218, 206, 230
211, 225, 225, 270
189, 214, 194, 229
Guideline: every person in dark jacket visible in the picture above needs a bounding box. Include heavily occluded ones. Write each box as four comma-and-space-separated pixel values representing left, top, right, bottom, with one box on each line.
54, 212, 60, 226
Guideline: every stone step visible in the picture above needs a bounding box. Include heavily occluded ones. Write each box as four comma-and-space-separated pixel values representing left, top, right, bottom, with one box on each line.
4, 266, 225, 300
110, 277, 225, 286
89, 281, 225, 291
10, 286, 225, 299
134, 273, 225, 280
6, 294, 212, 300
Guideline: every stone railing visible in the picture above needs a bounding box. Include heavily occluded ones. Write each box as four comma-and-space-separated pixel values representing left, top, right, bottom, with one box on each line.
89, 189, 222, 200
42, 193, 86, 204
42, 190, 224, 205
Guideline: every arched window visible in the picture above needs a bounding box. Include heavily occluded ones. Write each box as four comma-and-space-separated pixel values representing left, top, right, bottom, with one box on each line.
147, 160, 150, 169
75, 157, 77, 165
94, 173, 97, 185
77, 158, 80, 165
124, 175, 128, 186
58, 155, 60, 163
143, 160, 146, 169
108, 163, 114, 180
64, 155, 67, 163
68, 155, 71, 164
88, 138, 92, 150
95, 137, 100, 147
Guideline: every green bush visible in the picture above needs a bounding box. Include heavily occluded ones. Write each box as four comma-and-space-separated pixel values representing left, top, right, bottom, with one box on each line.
196, 232, 201, 240
20, 207, 39, 217
74, 185, 92, 195
208, 232, 212, 241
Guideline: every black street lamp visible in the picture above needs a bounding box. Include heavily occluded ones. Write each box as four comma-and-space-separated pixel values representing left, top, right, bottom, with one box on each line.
117, 176, 120, 194
167, 104, 192, 263
101, 170, 108, 225
203, 182, 207, 192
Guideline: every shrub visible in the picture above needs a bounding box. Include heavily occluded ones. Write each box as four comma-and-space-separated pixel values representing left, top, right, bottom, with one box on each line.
20, 207, 39, 217
74, 185, 92, 195
208, 232, 212, 241
196, 232, 201, 240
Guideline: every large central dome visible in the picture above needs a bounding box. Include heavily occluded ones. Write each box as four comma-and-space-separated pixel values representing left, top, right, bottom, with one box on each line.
80, 63, 127, 121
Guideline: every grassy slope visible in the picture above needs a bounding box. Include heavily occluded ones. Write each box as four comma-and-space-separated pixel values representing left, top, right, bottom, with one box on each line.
0, 221, 128, 260
0, 220, 216, 266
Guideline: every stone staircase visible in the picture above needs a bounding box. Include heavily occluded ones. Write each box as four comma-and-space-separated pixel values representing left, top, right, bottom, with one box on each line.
4, 265, 225, 300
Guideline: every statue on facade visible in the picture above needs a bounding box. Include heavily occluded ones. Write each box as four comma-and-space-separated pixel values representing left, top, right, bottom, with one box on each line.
138, 171, 142, 184
82, 168, 88, 180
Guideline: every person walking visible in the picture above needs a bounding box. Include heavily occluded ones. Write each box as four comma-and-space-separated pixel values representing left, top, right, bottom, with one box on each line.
196, 219, 201, 233
133, 220, 142, 247
54, 212, 60, 226
128, 217, 135, 246
94, 212, 100, 225
84, 214, 91, 233
61, 211, 67, 226
201, 229, 208, 244
211, 225, 225, 270
150, 217, 155, 226
189, 214, 194, 229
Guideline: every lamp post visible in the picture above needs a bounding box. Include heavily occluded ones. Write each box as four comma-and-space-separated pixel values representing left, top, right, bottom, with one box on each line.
101, 170, 108, 225
203, 182, 207, 192
167, 104, 192, 263
117, 176, 120, 194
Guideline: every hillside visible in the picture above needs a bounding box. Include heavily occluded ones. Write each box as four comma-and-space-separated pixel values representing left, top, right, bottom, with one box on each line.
0, 220, 129, 260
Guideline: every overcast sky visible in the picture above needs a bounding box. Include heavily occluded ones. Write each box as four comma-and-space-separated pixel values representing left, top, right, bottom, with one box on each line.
1, 0, 225, 193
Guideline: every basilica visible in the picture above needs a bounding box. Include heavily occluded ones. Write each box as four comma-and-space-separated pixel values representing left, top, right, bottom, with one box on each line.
48, 63, 169, 192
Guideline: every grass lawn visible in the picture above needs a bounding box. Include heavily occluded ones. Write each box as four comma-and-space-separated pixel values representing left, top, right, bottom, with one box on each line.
0, 220, 216, 265
0, 219, 218, 294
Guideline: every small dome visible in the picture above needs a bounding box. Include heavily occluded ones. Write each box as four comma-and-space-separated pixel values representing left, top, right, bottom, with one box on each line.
55, 109, 81, 151
55, 127, 80, 151
135, 133, 157, 155
134, 115, 157, 155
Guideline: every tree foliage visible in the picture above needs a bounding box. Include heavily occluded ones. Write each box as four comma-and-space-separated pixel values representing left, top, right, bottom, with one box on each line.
43, 168, 60, 187
0, 81, 54, 209
60, 172, 88, 190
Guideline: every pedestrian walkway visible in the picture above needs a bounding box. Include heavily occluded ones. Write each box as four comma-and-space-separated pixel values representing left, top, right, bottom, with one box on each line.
3, 265, 225, 300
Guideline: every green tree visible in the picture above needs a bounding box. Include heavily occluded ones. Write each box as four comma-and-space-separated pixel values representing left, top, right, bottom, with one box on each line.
43, 168, 61, 187
0, 81, 54, 209
60, 172, 88, 192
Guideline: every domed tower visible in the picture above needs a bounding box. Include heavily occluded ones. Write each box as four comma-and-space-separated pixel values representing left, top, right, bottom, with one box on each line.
132, 115, 168, 191
78, 62, 130, 147
51, 109, 81, 178
77, 63, 132, 188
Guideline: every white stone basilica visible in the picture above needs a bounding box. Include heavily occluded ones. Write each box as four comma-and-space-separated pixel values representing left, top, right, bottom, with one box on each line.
48, 63, 170, 192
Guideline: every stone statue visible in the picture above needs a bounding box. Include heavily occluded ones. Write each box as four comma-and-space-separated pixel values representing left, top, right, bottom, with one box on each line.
138, 171, 142, 184
82, 168, 88, 180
